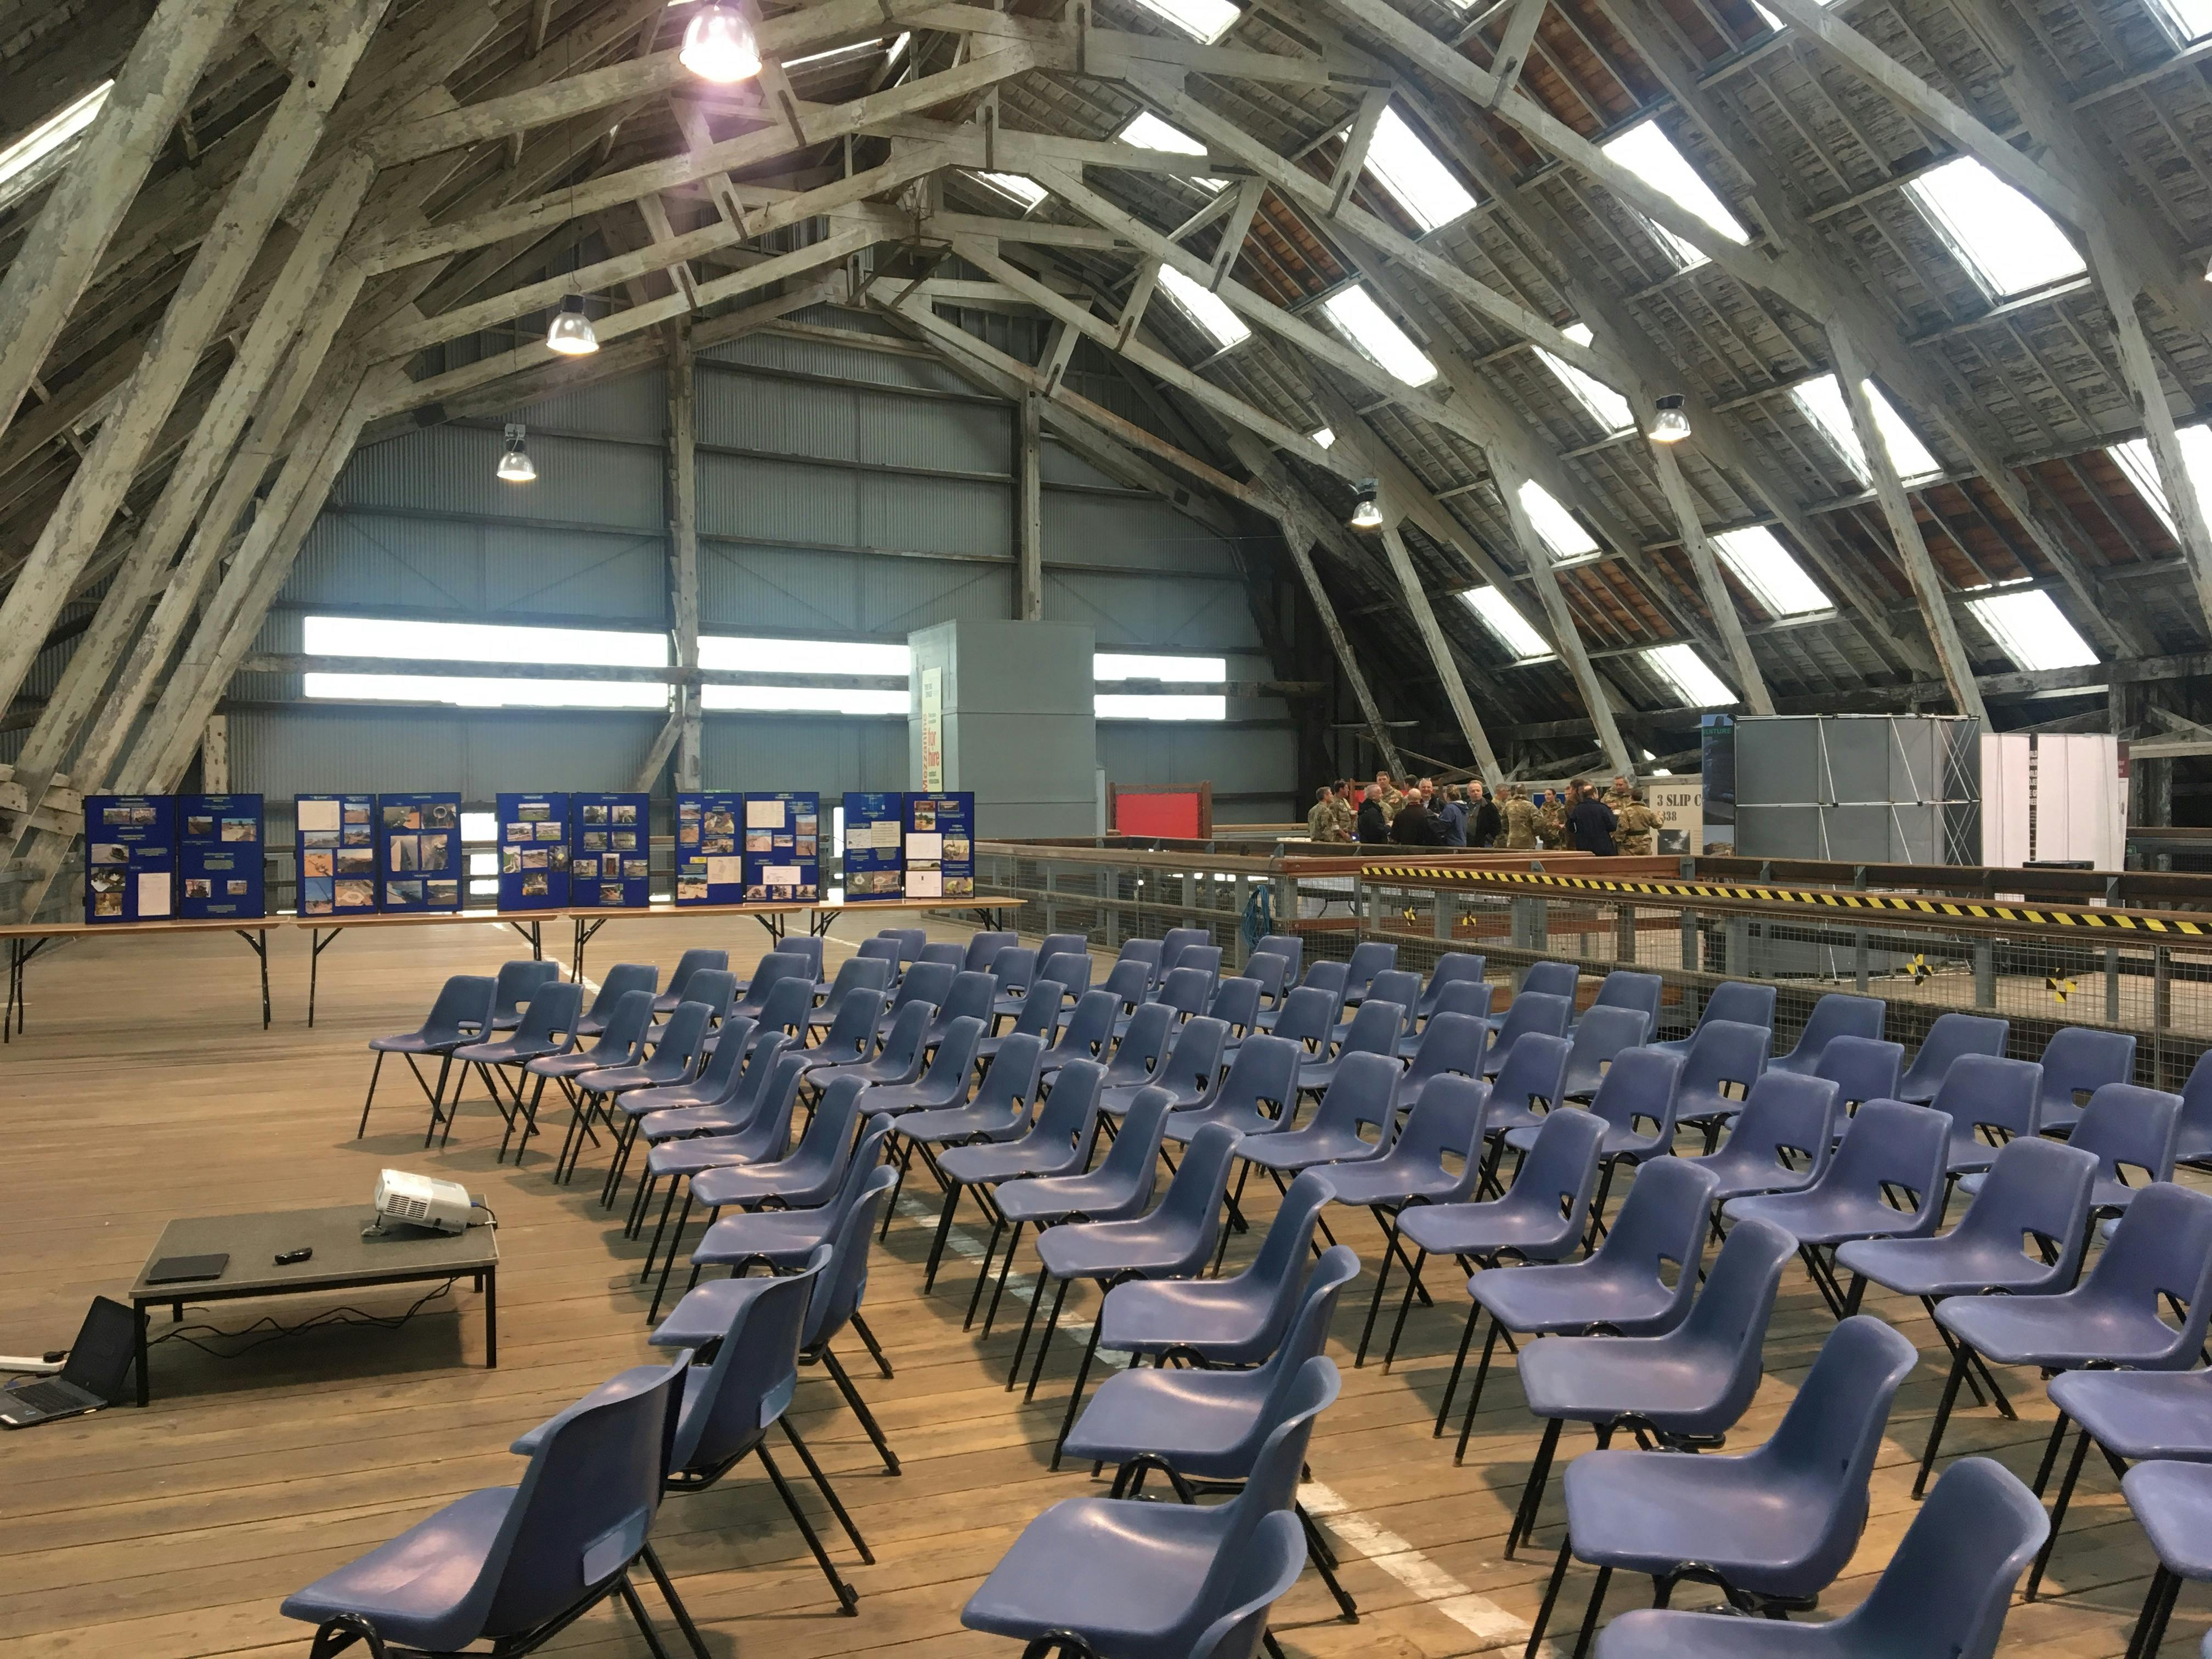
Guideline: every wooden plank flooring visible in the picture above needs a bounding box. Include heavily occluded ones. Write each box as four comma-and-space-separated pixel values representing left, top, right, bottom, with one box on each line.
0, 915, 2201, 1657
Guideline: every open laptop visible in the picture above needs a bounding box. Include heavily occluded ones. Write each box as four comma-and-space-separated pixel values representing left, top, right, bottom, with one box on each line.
1, 1298, 136, 1427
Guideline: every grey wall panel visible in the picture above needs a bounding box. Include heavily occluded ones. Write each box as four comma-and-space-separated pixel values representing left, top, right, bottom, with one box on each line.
701, 713, 911, 795
859, 471, 1008, 557
231, 706, 667, 799
699, 452, 858, 546
1098, 723, 1296, 797
861, 389, 1006, 475
283, 513, 666, 624
703, 369, 858, 462
341, 426, 661, 532
1048, 569, 1261, 652
479, 523, 666, 623
700, 542, 1009, 639
517, 370, 667, 440
1040, 492, 1238, 574
1038, 443, 1125, 490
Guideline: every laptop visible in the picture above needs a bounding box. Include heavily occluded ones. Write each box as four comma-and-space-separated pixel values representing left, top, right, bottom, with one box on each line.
1, 1298, 136, 1427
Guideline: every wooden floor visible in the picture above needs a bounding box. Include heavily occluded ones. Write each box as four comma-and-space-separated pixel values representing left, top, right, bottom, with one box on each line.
0, 914, 2199, 1658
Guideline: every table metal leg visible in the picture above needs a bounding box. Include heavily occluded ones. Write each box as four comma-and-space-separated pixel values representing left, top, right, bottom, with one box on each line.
134, 1302, 150, 1406
308, 927, 341, 1026
239, 930, 271, 1029
485, 1267, 498, 1367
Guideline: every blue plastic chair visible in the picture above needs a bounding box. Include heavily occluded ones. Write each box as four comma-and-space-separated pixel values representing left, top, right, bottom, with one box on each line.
623, 1031, 803, 1245
673, 1122, 893, 1322
1589, 1458, 2047, 1659
565, 1000, 712, 1194
1164, 1032, 1301, 1148
1471, 1030, 1575, 1150
854, 935, 905, 979
1155, 946, 1222, 1006
962, 929, 1017, 973
1916, 1180, 2212, 1497
634, 1024, 780, 1148
933, 1059, 1107, 1304
1036, 950, 1092, 1008
1098, 997, 1176, 1097
741, 974, 814, 1052
1401, 975, 1493, 1058
1256, 961, 1349, 1033
1250, 933, 1304, 981
1040, 931, 1089, 966
577, 962, 656, 1037
917, 940, 965, 971
807, 957, 893, 1037
2103, 1462, 2212, 1658
1817, 1034, 1906, 1141
729, 950, 808, 1023
2038, 1363, 2212, 1599
1381, 1105, 1607, 1374
920, 969, 995, 1051
454, 980, 583, 1164
1239, 1049, 1400, 1180
1339, 938, 1397, 1003
1506, 1215, 1796, 1559
1725, 1097, 1951, 1319
1302, 996, 1406, 1096
635, 1054, 814, 1304
1027, 1122, 1244, 1463
792, 1160, 905, 1474
1443, 1158, 1719, 1462
828, 998, 934, 1089
640, 1248, 870, 1612
1234, 953, 1289, 1026
1038, 988, 1117, 1081
1138, 964, 1215, 1034
1205, 974, 1263, 1041
1680, 1071, 1839, 1206
361, 973, 496, 1144
281, 1351, 706, 1658
876, 959, 953, 1038
961, 1362, 1338, 1659
895, 1029, 1046, 1154
2060, 1080, 2181, 1218
1263, 983, 1344, 1061
1520, 960, 1579, 1002
1482, 990, 1573, 1078
613, 1008, 751, 1131
861, 1013, 985, 1120
1671, 1019, 1774, 1148
792, 988, 888, 1083
1654, 980, 1775, 1057
875, 927, 927, 963
1115, 936, 1166, 988
986, 945, 1039, 1021
1156, 927, 1209, 974
1895, 1011, 2009, 1104
1103, 1014, 1228, 1117
1415, 952, 1488, 1023
1509, 1046, 1683, 1232
488, 959, 561, 1032
651, 948, 728, 1014
1393, 1009, 1492, 1117
1572, 969, 1661, 1036
1922, 1052, 2046, 1177
1532, 1314, 1918, 1656
1097, 1171, 1336, 1368
1556, 1005, 1654, 1101
650, 969, 733, 1047
2033, 1024, 2139, 1135
2173, 1047, 2212, 1170
1066, 1252, 1367, 1621
1333, 968, 1420, 1047
1766, 991, 1884, 1077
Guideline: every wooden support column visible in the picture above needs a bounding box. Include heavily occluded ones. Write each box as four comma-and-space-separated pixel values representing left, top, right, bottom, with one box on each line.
1831, 331, 1987, 723
1375, 518, 1503, 786
1017, 390, 1045, 620
1497, 460, 1638, 776
666, 326, 703, 790
199, 716, 229, 792
1285, 527, 1404, 777
0, 0, 395, 727
1650, 439, 1775, 715
0, 0, 245, 440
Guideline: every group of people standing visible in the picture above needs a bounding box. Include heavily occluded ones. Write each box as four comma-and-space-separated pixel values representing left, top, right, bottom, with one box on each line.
1306, 771, 1659, 855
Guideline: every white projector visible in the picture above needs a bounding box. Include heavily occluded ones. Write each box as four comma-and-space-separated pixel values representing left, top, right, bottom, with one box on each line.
371, 1169, 475, 1236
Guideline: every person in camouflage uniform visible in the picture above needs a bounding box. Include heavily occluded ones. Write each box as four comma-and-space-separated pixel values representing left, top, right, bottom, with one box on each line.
1502, 785, 1539, 849
1370, 770, 1404, 826
1307, 783, 1356, 843
1613, 786, 1660, 855
1534, 789, 1568, 849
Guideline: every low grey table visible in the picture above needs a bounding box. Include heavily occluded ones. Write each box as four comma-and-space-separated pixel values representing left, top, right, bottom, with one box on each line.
128, 1204, 499, 1404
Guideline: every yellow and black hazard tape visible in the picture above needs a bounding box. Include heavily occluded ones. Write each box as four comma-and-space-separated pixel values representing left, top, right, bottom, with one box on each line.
1355, 864, 2212, 938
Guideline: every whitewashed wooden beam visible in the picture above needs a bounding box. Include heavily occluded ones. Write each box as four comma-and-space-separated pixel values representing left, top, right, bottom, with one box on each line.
667, 326, 703, 789
1375, 517, 1504, 784
1649, 439, 1775, 715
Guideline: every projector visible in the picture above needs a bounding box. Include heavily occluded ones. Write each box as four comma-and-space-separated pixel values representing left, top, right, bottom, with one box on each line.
370, 1169, 475, 1236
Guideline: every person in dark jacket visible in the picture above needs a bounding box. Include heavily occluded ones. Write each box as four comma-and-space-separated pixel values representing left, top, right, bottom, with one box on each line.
1390, 796, 1449, 846
1355, 787, 1390, 845
1468, 782, 1502, 849
1564, 779, 1618, 856
1437, 786, 1469, 847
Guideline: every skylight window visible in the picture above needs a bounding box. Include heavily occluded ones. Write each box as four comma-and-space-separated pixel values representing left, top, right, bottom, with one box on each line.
1966, 589, 2098, 672
2109, 427, 2212, 540
1905, 157, 2084, 300
1096, 652, 1227, 720
1517, 479, 1599, 559
1311, 427, 1336, 449
1125, 0, 1243, 42
1535, 322, 1633, 435
2148, 0, 2212, 45
0, 81, 111, 204
971, 171, 1048, 210
1358, 107, 1477, 234
698, 635, 910, 714
1462, 586, 1554, 662
1322, 285, 1437, 387
1792, 373, 1942, 486
1117, 112, 1224, 191
783, 31, 910, 70
1600, 119, 1749, 271
1643, 642, 1735, 707
1711, 526, 1831, 618
1156, 261, 1250, 349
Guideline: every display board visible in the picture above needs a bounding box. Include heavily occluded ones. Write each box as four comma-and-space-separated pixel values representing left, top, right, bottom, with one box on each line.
742, 791, 820, 901
904, 792, 975, 899
296, 793, 377, 916
377, 792, 462, 912
675, 790, 746, 905
1109, 782, 1212, 839
84, 794, 177, 923
842, 792, 905, 900
571, 792, 650, 908
179, 794, 264, 919
497, 792, 570, 910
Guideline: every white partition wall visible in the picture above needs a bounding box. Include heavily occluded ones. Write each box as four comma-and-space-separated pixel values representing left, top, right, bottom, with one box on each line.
1980, 733, 2125, 868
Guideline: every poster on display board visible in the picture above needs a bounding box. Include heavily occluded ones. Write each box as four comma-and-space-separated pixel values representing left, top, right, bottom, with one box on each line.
903, 792, 974, 900
1648, 781, 1704, 856
675, 790, 746, 905
496, 793, 570, 911
83, 795, 177, 923
296, 793, 377, 916
842, 792, 904, 900
377, 792, 462, 913
179, 794, 264, 919
571, 792, 651, 909
741, 791, 820, 901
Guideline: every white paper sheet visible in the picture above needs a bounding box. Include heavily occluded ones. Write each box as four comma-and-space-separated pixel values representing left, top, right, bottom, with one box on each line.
138, 872, 172, 917
763, 864, 802, 886
746, 799, 786, 830
906, 867, 943, 897
296, 798, 341, 832
905, 832, 943, 860
707, 855, 741, 884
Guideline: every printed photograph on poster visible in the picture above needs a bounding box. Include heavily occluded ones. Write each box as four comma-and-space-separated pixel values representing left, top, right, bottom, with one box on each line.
521, 873, 549, 896
907, 867, 943, 898
613, 831, 636, 850
744, 884, 767, 900
504, 820, 528, 841
184, 879, 212, 900
582, 830, 607, 851
388, 881, 422, 905
500, 849, 520, 873
297, 798, 341, 832
706, 855, 740, 885
534, 821, 562, 841
186, 815, 214, 838
678, 879, 707, 901
101, 806, 131, 826
744, 830, 774, 852
343, 804, 370, 825
704, 809, 734, 836
90, 843, 128, 865
93, 891, 122, 917
906, 832, 943, 860
794, 813, 818, 835
581, 804, 608, 825
427, 881, 459, 907
420, 833, 449, 867
518, 803, 550, 821
613, 804, 638, 825
746, 799, 785, 830
945, 875, 973, 897
335, 879, 374, 908
795, 837, 816, 858
912, 802, 936, 830
222, 817, 256, 841
228, 880, 251, 897
623, 859, 648, 879
427, 803, 456, 828
390, 835, 420, 871
600, 884, 625, 904
943, 834, 970, 862
136, 873, 170, 917
336, 847, 374, 874
383, 804, 420, 830
305, 851, 335, 877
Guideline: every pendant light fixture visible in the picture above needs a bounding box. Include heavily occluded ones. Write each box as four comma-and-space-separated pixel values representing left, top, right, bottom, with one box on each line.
545, 294, 599, 356
681, 2, 762, 83
1348, 479, 1383, 530
497, 423, 537, 483
1647, 393, 1691, 444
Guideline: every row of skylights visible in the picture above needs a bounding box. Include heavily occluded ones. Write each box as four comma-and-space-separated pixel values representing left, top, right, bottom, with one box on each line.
1965, 588, 2098, 672
971, 170, 1048, 210
1711, 526, 1831, 618
1644, 642, 1736, 706
1904, 156, 2084, 300
1156, 261, 1249, 348
298, 619, 1230, 718
2151, 0, 2212, 42
1518, 479, 1598, 559
1461, 586, 1553, 662
1126, 0, 1243, 43
1323, 286, 1437, 386
1599, 119, 1748, 270
1536, 322, 1634, 435
1118, 111, 1226, 191
782, 31, 909, 71
1791, 374, 1942, 487
0, 81, 111, 206
2109, 426, 2212, 541
1359, 108, 1479, 233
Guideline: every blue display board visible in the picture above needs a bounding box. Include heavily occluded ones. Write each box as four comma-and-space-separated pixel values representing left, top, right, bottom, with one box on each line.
378, 792, 462, 913
572, 792, 650, 908
497, 792, 570, 910
905, 792, 975, 900
675, 790, 745, 905
179, 793, 264, 919
296, 793, 377, 916
84, 794, 177, 923
742, 791, 820, 901
842, 792, 904, 900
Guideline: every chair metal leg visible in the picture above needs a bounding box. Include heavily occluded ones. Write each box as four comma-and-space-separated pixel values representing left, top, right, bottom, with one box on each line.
1050, 1313, 1107, 1471
1526, 1533, 1574, 1659
357, 1052, 385, 1139
851, 1311, 894, 1380
637, 1542, 712, 1659
1381, 1246, 1429, 1374
819, 1342, 901, 1474
1505, 1417, 1564, 1560
757, 1441, 860, 1613
1570, 1564, 1615, 1659
965, 1217, 1006, 1329
782, 1417, 873, 1562
925, 1181, 964, 1291
2031, 1410, 2074, 1496
2025, 1425, 2096, 1601
627, 1169, 658, 1240
1295, 1500, 1359, 1621
1435, 1300, 1487, 1440
1914, 1341, 1972, 1498
641, 1178, 686, 1284
1453, 1316, 1505, 1465
613, 1573, 675, 1659
2126, 1564, 2182, 1659
983, 1220, 1026, 1338
1023, 1274, 1073, 1401
646, 1192, 696, 1325
1353, 1215, 1397, 1369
